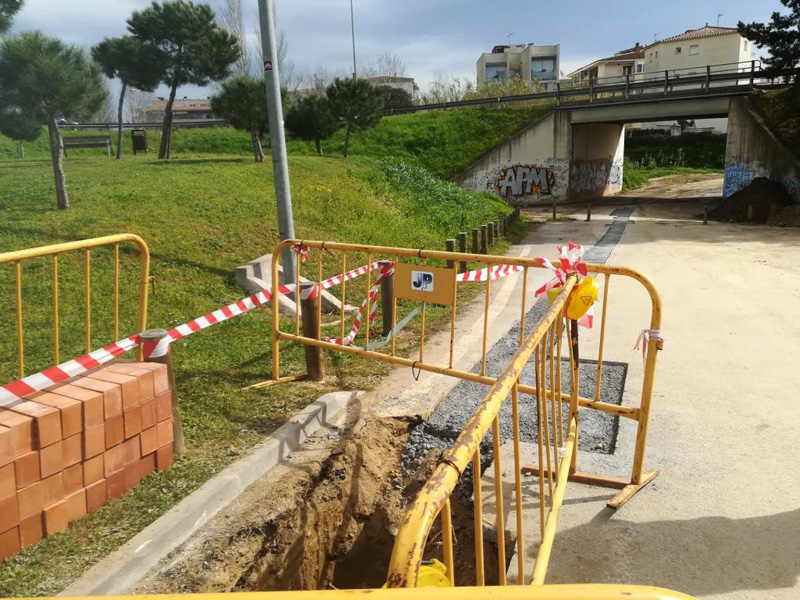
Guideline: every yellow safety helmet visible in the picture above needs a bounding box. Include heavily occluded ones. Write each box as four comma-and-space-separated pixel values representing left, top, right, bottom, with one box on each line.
383, 559, 451, 588
566, 276, 599, 320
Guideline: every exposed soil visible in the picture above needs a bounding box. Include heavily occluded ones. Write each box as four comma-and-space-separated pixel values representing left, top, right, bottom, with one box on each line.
708, 177, 795, 225
133, 413, 503, 593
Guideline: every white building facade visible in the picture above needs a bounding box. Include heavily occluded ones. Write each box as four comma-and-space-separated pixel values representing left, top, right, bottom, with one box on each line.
477, 44, 561, 89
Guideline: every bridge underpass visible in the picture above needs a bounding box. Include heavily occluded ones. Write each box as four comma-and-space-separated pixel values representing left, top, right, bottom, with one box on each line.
451, 76, 797, 206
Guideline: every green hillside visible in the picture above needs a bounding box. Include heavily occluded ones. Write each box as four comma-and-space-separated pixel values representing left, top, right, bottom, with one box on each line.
0, 153, 513, 596
1, 104, 551, 179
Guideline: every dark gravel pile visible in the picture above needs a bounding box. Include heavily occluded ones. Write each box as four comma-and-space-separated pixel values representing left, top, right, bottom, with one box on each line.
709, 177, 794, 224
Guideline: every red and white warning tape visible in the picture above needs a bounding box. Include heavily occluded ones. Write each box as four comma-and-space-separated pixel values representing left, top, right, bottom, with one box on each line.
323, 263, 394, 346
457, 263, 525, 282
0, 243, 609, 403
0, 258, 385, 403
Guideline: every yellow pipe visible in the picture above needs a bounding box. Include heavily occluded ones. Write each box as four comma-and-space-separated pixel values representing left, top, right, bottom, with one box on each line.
492, 416, 506, 585
52, 255, 59, 365
441, 499, 455, 586
85, 249, 91, 353
511, 382, 525, 584
15, 261, 24, 378
471, 450, 485, 586
531, 418, 578, 585
594, 274, 611, 401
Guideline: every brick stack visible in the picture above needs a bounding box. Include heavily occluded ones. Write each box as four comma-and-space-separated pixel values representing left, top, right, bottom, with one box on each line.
0, 361, 175, 562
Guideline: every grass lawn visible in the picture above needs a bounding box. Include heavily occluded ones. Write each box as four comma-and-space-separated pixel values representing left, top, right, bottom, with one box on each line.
0, 153, 516, 596
0, 105, 552, 181
622, 166, 723, 191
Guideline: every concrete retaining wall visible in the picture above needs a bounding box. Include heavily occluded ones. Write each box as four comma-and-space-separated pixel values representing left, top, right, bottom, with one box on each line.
453, 110, 626, 206
724, 97, 799, 201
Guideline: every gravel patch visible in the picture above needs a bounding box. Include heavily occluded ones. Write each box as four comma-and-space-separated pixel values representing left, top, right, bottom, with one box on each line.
402, 206, 635, 478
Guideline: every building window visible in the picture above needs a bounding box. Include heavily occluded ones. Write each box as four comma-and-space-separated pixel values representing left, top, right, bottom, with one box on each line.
743, 40, 749, 51
655, 51, 659, 58
623, 65, 633, 76
649, 52, 653, 62
689, 45, 700, 56
485, 64, 507, 82
636, 63, 644, 73
675, 46, 682, 55
531, 58, 556, 80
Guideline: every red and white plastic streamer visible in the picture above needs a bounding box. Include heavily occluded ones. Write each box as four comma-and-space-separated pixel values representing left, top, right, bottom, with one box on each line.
323, 262, 395, 346
532, 240, 594, 329
457, 263, 525, 282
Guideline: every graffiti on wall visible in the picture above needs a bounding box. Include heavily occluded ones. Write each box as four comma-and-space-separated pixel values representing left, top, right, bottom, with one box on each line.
724, 164, 799, 200
493, 163, 563, 199
568, 157, 624, 201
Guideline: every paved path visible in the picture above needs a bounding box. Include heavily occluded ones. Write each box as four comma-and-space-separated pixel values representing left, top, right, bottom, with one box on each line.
496, 184, 800, 599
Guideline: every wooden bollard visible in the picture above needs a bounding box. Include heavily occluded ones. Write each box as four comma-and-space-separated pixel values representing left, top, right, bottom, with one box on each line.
487, 222, 494, 246
445, 238, 456, 268
499, 218, 506, 236
299, 283, 325, 381
552, 203, 557, 221
480, 225, 488, 254
458, 232, 467, 273
494, 220, 500, 239
586, 205, 592, 222
379, 260, 394, 337
747, 205, 754, 222
140, 328, 186, 455
471, 228, 479, 254
703, 205, 709, 225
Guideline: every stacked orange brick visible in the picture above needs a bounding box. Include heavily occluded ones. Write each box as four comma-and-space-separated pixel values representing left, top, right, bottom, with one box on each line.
0, 361, 175, 562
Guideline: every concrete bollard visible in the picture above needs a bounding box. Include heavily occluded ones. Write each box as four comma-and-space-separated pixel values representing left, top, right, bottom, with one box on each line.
299, 283, 325, 382
379, 260, 394, 337
480, 225, 488, 254
140, 328, 186, 455
458, 232, 468, 273
445, 238, 456, 268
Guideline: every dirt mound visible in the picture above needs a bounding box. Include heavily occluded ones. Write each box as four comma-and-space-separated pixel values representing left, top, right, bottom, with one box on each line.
770, 204, 800, 227
708, 177, 795, 224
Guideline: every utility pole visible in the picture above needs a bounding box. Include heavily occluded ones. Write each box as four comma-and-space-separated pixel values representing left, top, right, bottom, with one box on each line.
350, 0, 357, 78
258, 0, 296, 288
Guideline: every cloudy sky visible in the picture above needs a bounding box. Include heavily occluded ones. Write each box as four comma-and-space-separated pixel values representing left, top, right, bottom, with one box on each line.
10, 0, 778, 99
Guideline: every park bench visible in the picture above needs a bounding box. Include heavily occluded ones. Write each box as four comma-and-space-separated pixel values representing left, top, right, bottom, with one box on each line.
62, 135, 112, 157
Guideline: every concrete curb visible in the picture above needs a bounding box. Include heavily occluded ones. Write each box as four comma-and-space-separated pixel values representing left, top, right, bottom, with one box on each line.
61, 390, 362, 597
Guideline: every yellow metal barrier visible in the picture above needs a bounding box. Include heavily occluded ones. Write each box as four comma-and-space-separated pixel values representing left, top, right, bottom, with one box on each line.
34, 586, 694, 600
270, 240, 663, 509
0, 234, 151, 373
387, 279, 577, 587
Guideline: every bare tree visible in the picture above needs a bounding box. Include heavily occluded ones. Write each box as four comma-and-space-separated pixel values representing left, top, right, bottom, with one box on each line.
374, 52, 407, 77
421, 71, 474, 103
219, 0, 251, 76
126, 88, 156, 122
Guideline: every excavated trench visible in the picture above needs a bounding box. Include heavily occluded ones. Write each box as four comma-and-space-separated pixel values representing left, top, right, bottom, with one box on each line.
139, 209, 637, 593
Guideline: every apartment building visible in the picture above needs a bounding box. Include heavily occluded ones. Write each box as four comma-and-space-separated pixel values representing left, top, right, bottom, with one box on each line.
476, 43, 560, 88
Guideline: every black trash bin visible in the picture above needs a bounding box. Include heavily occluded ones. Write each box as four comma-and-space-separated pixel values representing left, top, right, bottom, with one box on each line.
131, 129, 148, 155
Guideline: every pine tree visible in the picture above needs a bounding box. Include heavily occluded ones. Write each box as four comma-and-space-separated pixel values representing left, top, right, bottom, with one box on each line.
326, 78, 383, 158
0, 107, 40, 158
739, 1, 800, 73
127, 0, 240, 159
285, 95, 340, 155
0, 31, 106, 209
92, 36, 167, 159
211, 75, 270, 162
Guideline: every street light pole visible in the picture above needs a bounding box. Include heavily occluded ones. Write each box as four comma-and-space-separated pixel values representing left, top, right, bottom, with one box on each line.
258, 0, 296, 288
350, 0, 357, 78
